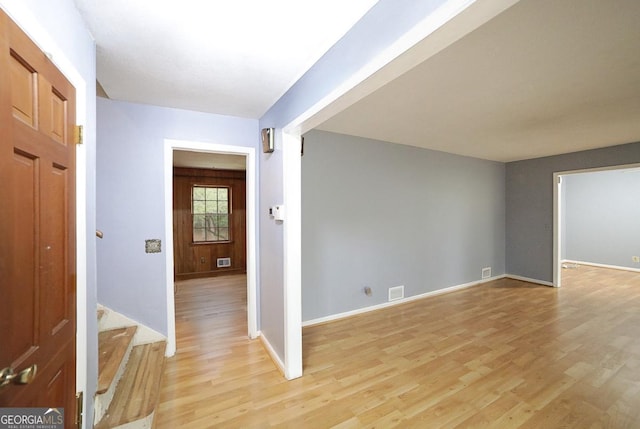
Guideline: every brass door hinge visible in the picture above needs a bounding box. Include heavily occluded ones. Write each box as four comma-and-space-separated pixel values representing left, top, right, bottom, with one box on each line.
74, 125, 84, 145
76, 391, 83, 427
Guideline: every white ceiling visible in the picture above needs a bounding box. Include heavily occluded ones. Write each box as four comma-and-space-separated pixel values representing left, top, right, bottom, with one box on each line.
76, 0, 640, 163
74, 0, 378, 118
318, 0, 640, 162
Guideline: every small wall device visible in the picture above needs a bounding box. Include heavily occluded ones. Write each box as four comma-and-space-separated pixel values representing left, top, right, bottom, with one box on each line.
269, 205, 285, 221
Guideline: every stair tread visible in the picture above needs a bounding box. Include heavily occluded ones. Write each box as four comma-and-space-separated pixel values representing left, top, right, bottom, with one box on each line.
96, 341, 167, 429
97, 326, 137, 394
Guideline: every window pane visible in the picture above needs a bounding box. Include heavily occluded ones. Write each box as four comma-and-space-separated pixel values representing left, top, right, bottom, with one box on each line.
205, 229, 218, 241
191, 185, 231, 243
193, 214, 205, 228
203, 214, 213, 229
193, 200, 206, 214
193, 187, 205, 200
205, 187, 218, 200
206, 200, 218, 214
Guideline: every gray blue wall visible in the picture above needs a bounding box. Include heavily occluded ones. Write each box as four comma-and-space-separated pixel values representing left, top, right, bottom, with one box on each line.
564, 168, 640, 270
97, 98, 258, 334
258, 136, 285, 356
259, 0, 452, 361
302, 130, 506, 321
506, 141, 640, 282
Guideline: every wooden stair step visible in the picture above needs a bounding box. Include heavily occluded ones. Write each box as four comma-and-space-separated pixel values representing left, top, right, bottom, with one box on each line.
97, 326, 137, 394
96, 341, 167, 429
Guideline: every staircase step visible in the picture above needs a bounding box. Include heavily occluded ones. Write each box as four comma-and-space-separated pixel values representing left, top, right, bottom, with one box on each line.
97, 326, 137, 394
96, 341, 167, 429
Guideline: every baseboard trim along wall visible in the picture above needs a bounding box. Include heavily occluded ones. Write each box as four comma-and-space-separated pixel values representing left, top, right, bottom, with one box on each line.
563, 260, 640, 274
258, 331, 285, 376
302, 275, 508, 328
98, 304, 167, 348
504, 274, 554, 287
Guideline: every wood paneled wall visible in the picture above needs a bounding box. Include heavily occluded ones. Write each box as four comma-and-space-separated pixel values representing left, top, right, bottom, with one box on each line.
173, 168, 246, 280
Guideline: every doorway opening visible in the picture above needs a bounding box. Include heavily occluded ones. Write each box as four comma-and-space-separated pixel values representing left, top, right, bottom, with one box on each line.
163, 140, 258, 356
553, 162, 640, 287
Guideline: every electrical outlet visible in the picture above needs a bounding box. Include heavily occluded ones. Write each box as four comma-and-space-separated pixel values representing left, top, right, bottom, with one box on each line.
633, 256, 640, 263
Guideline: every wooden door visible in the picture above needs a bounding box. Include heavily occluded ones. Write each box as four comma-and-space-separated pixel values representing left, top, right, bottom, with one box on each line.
0, 10, 77, 428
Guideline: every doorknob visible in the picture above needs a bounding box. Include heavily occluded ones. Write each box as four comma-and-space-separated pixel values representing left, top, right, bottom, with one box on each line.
0, 364, 37, 388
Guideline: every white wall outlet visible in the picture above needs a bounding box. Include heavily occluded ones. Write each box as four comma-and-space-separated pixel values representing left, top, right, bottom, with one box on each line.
633, 256, 640, 263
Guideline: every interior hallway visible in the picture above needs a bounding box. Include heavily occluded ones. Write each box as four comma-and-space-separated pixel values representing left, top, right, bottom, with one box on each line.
156, 267, 640, 428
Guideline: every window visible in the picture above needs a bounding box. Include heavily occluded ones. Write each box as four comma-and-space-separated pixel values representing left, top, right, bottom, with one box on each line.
192, 185, 230, 242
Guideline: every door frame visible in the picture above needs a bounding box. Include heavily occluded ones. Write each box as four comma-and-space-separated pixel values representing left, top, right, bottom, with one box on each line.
164, 139, 258, 356
282, 131, 302, 379
552, 162, 640, 287
0, 2, 89, 424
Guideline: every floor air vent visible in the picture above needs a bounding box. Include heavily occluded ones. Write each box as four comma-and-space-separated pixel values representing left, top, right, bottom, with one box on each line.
388, 285, 404, 302
217, 257, 231, 268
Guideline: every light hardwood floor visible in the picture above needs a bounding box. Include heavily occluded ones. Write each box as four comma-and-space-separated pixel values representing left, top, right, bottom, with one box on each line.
156, 266, 640, 428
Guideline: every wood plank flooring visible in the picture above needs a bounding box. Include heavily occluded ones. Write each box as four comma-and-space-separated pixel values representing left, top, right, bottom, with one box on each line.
97, 341, 167, 428
97, 326, 137, 394
156, 266, 640, 428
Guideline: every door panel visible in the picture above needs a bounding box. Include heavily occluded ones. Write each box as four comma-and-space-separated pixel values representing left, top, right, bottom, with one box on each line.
9, 51, 36, 126
50, 89, 67, 144
44, 163, 70, 336
0, 10, 77, 428
10, 149, 39, 367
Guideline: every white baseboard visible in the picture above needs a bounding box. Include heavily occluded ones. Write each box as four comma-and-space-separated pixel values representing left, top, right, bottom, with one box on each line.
258, 331, 285, 376
505, 274, 554, 287
97, 304, 166, 349
302, 275, 507, 328
562, 260, 640, 273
